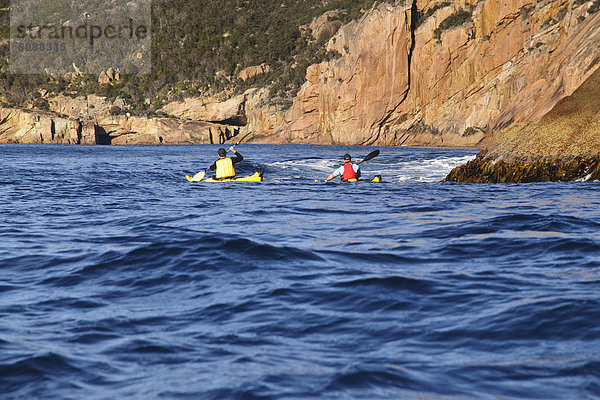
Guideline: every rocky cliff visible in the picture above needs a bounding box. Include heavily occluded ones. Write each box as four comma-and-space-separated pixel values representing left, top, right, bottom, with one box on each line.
483, 66, 600, 162
0, 95, 242, 145
1, 0, 599, 148
253, 0, 600, 146
444, 66, 600, 182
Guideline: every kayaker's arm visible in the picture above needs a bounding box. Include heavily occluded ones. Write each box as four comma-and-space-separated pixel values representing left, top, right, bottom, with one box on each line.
325, 165, 344, 182
230, 147, 243, 164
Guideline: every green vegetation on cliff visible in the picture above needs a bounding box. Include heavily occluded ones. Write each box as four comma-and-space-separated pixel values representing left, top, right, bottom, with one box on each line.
0, 0, 395, 114
433, 7, 472, 42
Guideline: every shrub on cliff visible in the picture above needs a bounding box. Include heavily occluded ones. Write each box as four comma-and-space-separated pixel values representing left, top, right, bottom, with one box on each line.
0, 1, 7, 40
415, 1, 451, 27
0, 0, 394, 114
433, 7, 473, 42
32, 97, 49, 111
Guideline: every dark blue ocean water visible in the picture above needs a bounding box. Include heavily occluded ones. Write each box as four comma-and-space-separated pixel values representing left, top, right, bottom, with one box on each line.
1, 143, 599, 400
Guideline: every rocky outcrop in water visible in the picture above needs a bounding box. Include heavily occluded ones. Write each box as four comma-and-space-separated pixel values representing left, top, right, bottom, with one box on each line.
0, 95, 241, 145
444, 151, 600, 182
0, 108, 99, 144
444, 66, 600, 182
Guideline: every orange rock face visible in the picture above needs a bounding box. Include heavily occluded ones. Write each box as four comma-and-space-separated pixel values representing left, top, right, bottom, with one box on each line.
485, 66, 600, 162
2, 0, 599, 149
275, 4, 412, 144
444, 65, 600, 181
270, 0, 600, 146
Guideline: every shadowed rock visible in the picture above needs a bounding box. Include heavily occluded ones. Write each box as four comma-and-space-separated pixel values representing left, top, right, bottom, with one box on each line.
445, 65, 600, 183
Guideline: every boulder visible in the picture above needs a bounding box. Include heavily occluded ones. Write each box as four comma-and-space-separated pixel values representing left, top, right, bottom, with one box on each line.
159, 91, 252, 126
238, 63, 271, 81
308, 10, 342, 44
0, 108, 83, 144
445, 66, 600, 182
98, 71, 111, 85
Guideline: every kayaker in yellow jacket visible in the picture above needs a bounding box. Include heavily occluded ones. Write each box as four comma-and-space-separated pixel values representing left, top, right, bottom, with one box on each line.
209, 146, 244, 179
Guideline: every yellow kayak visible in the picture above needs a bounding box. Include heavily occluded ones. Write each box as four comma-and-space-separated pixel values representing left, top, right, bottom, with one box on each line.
186, 171, 263, 182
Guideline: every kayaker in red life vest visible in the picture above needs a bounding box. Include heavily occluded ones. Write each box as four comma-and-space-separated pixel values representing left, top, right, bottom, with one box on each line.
209, 146, 243, 179
325, 153, 361, 182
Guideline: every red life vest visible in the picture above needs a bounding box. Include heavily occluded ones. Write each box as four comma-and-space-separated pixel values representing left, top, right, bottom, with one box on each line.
341, 163, 357, 181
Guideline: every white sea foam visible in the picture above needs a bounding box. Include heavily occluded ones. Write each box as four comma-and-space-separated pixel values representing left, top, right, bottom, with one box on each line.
268, 158, 338, 173
376, 155, 476, 182
265, 152, 476, 182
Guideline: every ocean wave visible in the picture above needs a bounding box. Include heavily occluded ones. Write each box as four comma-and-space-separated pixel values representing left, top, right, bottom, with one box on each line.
395, 154, 476, 182
2, 144, 599, 400
0, 352, 86, 398
422, 213, 600, 239
21, 232, 326, 289
333, 275, 437, 294
422, 297, 600, 344
324, 364, 417, 395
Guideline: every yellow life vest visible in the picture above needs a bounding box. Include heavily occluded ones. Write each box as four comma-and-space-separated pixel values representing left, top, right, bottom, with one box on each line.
216, 157, 236, 179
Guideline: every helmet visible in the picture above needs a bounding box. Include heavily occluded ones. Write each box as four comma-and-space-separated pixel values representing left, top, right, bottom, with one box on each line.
343, 153, 351, 161
218, 148, 227, 156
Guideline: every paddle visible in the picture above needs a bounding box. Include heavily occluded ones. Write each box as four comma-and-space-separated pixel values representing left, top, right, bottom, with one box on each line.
186, 144, 238, 181
187, 170, 206, 182
357, 149, 380, 165
315, 149, 380, 182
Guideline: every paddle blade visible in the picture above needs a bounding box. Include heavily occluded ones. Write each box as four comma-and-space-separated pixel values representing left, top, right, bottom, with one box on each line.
358, 150, 380, 164
188, 170, 206, 182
